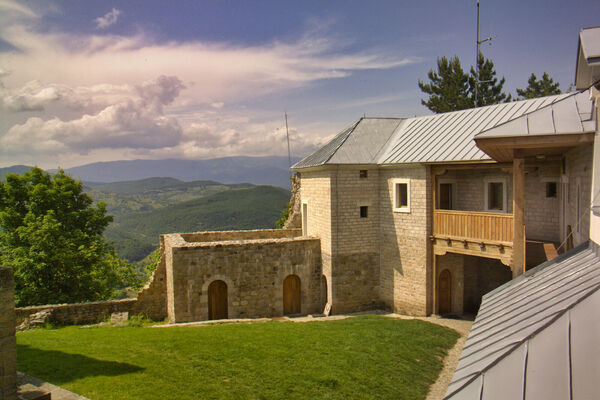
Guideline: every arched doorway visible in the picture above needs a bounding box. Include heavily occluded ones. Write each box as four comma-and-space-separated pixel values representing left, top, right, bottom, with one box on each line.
438, 269, 452, 315
208, 280, 228, 320
283, 275, 301, 315
321, 275, 328, 310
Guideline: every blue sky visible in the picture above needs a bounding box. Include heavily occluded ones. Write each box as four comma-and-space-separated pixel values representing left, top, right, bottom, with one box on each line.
0, 0, 598, 168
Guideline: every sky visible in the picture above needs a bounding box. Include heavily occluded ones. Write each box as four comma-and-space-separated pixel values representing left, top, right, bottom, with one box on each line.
0, 0, 599, 169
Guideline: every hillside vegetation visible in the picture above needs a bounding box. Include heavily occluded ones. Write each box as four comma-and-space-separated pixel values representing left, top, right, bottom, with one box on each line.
103, 185, 290, 261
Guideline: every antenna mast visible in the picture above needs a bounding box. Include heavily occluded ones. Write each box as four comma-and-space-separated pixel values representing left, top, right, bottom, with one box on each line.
285, 112, 291, 170
475, 0, 494, 107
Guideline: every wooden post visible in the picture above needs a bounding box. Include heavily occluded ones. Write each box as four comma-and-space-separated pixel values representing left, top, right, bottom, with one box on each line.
513, 158, 525, 278
432, 171, 437, 315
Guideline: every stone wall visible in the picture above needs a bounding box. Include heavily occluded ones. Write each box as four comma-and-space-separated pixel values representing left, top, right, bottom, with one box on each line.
15, 299, 137, 326
565, 144, 593, 247
329, 168, 381, 313
379, 165, 432, 316
299, 170, 334, 308
463, 255, 512, 315
132, 236, 168, 321
436, 253, 464, 315
282, 173, 302, 229
164, 233, 322, 323
0, 267, 17, 400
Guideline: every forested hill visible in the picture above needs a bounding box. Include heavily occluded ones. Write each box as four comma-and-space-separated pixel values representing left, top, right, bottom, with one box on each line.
104, 185, 290, 261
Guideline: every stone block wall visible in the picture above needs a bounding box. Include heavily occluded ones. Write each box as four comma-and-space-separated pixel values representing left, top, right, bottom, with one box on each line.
0, 267, 17, 400
15, 299, 137, 326
132, 236, 168, 321
164, 233, 322, 323
565, 144, 593, 247
299, 170, 334, 306
379, 165, 432, 316
329, 168, 381, 313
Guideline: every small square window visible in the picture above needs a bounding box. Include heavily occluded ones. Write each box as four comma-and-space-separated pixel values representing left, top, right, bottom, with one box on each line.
546, 182, 557, 198
360, 206, 368, 218
359, 170, 368, 178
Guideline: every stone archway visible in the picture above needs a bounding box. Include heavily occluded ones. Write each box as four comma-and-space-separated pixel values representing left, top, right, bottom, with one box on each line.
208, 280, 228, 320
283, 275, 301, 315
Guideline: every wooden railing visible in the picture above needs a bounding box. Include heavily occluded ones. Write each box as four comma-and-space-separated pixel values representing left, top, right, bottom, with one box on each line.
433, 210, 514, 244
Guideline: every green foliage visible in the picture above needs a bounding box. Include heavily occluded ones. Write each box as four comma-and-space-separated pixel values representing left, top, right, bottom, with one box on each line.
17, 315, 460, 400
469, 51, 511, 106
0, 167, 137, 306
418, 56, 472, 113
516, 72, 562, 99
104, 185, 290, 261
275, 201, 292, 228
419, 53, 511, 113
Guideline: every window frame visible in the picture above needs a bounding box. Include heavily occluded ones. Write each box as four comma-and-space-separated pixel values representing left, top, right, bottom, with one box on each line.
392, 178, 411, 213
483, 177, 508, 212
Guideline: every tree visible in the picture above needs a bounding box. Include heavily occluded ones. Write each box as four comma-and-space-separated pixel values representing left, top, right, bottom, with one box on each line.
516, 72, 562, 99
469, 52, 511, 106
0, 167, 136, 306
418, 56, 472, 113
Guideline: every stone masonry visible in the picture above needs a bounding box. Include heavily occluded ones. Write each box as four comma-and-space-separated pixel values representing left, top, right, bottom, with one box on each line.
162, 229, 322, 323
0, 267, 17, 400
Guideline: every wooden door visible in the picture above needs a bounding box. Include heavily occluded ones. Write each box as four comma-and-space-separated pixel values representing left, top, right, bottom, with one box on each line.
439, 183, 452, 209
208, 280, 228, 320
283, 275, 301, 315
438, 269, 451, 315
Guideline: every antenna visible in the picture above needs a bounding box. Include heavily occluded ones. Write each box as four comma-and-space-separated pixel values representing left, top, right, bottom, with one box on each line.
285, 112, 291, 171
475, 0, 495, 107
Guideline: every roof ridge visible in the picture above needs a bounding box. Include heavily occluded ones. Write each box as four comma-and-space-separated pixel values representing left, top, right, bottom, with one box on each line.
321, 118, 362, 165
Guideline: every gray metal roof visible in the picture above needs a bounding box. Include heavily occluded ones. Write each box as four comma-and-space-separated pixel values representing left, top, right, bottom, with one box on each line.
445, 241, 600, 400
475, 91, 595, 138
377, 93, 575, 164
292, 118, 402, 169
294, 92, 593, 169
576, 26, 600, 89
580, 26, 600, 63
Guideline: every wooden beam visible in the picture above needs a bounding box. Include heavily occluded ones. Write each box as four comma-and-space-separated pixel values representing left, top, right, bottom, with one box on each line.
512, 158, 525, 278
432, 169, 437, 315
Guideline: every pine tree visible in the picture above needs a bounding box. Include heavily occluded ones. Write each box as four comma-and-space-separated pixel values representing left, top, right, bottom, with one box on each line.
418, 56, 472, 113
469, 52, 511, 106
516, 72, 562, 99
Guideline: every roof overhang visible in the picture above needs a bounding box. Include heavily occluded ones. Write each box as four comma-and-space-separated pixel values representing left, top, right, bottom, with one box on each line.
475, 133, 594, 162
575, 27, 600, 89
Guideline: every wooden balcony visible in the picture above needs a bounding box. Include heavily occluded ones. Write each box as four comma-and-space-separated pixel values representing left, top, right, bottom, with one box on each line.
433, 210, 514, 266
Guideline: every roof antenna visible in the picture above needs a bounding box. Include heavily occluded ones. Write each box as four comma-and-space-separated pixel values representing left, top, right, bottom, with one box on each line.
475, 0, 495, 107
285, 112, 292, 171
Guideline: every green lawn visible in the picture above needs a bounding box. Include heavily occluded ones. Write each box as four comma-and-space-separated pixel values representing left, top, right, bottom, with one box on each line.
17, 315, 459, 400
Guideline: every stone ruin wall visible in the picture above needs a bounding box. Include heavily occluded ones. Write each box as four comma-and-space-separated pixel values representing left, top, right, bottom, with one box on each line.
163, 230, 322, 323
0, 266, 17, 400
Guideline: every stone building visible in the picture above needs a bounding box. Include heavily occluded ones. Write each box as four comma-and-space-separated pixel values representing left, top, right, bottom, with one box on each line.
140, 90, 594, 323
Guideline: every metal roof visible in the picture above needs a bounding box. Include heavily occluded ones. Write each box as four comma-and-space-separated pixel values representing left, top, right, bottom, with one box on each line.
292, 118, 402, 169
575, 26, 600, 89
377, 93, 575, 164
445, 241, 600, 400
293, 92, 593, 169
579, 26, 600, 63
475, 91, 595, 138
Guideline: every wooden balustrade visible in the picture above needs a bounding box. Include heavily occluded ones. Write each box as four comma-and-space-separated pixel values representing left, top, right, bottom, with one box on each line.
433, 210, 514, 244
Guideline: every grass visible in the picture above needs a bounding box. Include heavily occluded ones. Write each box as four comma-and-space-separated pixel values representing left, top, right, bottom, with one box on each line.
17, 315, 459, 400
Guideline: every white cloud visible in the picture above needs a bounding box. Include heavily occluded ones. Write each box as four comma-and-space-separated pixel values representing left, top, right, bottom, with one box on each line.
0, 0, 421, 168
95, 8, 121, 29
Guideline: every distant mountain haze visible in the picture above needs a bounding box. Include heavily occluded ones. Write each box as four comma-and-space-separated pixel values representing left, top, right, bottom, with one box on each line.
48, 156, 300, 188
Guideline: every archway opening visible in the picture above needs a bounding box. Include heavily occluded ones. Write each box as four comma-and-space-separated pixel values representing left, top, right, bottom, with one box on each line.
208, 280, 228, 320
283, 275, 301, 315
438, 269, 452, 315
